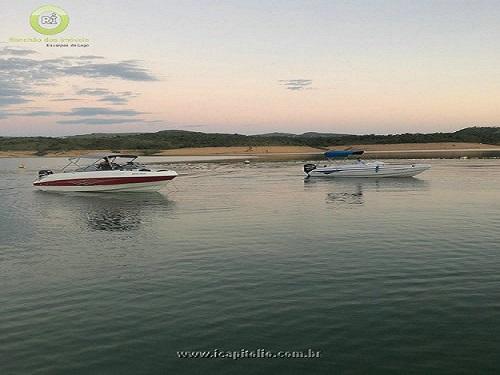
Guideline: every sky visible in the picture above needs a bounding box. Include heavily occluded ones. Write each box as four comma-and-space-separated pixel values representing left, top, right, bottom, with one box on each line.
1, 0, 500, 136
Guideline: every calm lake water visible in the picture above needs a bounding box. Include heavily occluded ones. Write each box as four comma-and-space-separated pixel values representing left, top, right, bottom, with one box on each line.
1, 158, 499, 374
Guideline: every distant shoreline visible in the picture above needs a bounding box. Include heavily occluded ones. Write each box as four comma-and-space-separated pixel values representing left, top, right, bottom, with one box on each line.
1, 142, 500, 160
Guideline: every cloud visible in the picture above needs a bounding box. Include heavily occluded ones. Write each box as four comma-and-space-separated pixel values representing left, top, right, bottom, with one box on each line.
64, 107, 143, 117
4, 106, 143, 118
0, 48, 156, 122
62, 55, 105, 60
57, 118, 143, 125
62, 61, 157, 81
0, 96, 31, 106
0, 47, 37, 56
3, 109, 62, 117
0, 109, 57, 117
0, 82, 37, 107
98, 95, 128, 104
279, 79, 313, 91
76, 88, 138, 105
77, 88, 110, 96
0, 49, 157, 96
0, 56, 61, 106
24, 110, 61, 116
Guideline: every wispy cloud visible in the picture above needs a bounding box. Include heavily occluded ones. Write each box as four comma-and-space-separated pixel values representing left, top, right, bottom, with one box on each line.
98, 95, 129, 105
76, 88, 138, 105
0, 96, 31, 106
23, 110, 60, 116
58, 118, 143, 125
64, 107, 143, 117
62, 60, 157, 81
0, 47, 156, 125
0, 82, 37, 107
62, 55, 105, 60
6, 106, 144, 118
279, 79, 313, 91
77, 88, 110, 96
0, 47, 37, 56
0, 48, 157, 106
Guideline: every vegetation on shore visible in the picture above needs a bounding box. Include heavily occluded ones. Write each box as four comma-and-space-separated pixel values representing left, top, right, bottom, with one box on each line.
1, 127, 499, 156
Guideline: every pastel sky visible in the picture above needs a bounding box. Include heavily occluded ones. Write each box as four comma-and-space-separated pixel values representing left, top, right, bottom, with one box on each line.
1, 0, 500, 136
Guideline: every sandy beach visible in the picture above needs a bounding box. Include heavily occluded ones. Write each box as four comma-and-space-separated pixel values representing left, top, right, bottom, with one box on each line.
1, 142, 499, 159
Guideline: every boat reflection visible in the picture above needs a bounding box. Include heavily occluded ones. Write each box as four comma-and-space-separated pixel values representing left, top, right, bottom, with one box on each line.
304, 177, 429, 207
34, 191, 174, 232
86, 205, 143, 232
326, 184, 364, 206
85, 193, 174, 232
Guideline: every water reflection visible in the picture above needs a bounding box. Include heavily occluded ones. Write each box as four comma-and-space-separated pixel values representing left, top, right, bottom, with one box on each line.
326, 184, 364, 206
34, 191, 174, 232
86, 206, 143, 232
304, 177, 429, 207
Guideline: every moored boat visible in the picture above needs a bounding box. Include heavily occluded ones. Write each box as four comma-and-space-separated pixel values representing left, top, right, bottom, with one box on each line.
33, 155, 177, 192
304, 150, 430, 178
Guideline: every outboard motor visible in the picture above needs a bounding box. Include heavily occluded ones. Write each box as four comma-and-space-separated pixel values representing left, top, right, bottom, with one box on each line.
38, 169, 53, 179
303, 163, 317, 175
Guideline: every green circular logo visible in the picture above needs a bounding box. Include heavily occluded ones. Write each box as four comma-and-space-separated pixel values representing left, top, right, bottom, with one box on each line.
30, 5, 69, 35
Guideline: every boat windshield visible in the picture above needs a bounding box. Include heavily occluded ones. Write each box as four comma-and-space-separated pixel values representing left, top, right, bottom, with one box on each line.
66, 155, 147, 172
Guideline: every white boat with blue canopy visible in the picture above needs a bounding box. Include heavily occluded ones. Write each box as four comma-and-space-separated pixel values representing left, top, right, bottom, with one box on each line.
304, 149, 430, 178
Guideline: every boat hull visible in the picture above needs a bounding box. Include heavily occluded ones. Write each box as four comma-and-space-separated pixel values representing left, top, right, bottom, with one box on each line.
307, 163, 430, 178
33, 170, 177, 192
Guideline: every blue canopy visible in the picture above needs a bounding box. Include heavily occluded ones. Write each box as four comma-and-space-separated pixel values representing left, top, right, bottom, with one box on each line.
324, 149, 364, 158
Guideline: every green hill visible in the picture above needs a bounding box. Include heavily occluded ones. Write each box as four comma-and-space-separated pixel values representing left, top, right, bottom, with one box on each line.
1, 127, 499, 155
255, 131, 350, 138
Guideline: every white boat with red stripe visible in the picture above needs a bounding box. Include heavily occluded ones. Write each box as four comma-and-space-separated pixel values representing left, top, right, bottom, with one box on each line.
33, 154, 177, 192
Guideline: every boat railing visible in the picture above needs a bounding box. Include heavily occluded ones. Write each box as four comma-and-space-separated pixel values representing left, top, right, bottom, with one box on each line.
62, 156, 147, 172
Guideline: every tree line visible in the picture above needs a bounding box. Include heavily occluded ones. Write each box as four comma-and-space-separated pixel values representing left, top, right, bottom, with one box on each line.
1, 127, 499, 155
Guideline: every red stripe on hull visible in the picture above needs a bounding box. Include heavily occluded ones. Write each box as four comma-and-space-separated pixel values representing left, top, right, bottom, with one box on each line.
34, 175, 176, 187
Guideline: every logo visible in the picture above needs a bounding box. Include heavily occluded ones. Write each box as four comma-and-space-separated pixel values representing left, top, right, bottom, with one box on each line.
30, 5, 69, 35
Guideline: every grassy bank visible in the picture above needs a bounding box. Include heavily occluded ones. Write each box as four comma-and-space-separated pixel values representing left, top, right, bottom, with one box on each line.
2, 142, 500, 160
1, 127, 499, 156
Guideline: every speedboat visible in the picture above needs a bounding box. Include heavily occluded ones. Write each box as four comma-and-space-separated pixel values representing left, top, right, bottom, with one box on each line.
304, 150, 430, 178
33, 154, 177, 192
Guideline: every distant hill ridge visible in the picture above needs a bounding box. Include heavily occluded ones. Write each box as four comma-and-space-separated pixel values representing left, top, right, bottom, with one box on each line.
1, 126, 499, 154
255, 132, 350, 138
